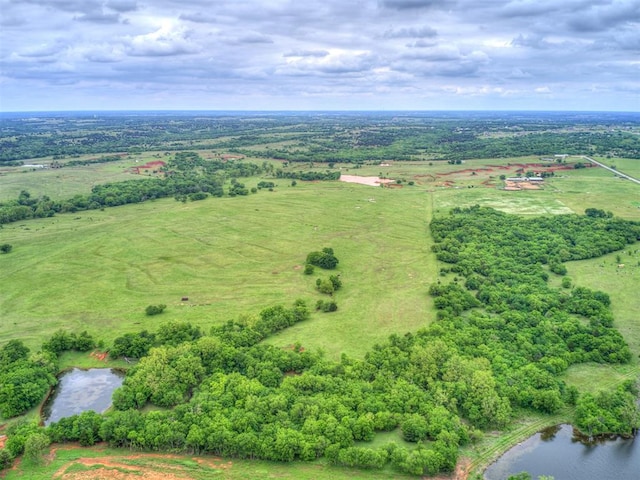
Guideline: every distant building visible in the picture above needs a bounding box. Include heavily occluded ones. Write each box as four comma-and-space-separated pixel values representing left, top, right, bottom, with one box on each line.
505, 177, 544, 182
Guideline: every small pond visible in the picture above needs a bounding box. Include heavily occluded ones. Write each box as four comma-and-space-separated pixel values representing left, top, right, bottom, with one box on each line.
42, 368, 124, 426
483, 424, 640, 480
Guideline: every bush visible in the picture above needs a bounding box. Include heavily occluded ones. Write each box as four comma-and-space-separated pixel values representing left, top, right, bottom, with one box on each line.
316, 300, 338, 312
316, 278, 335, 295
303, 264, 315, 275
306, 248, 339, 270
0, 244, 12, 254
145, 304, 167, 316
0, 448, 13, 470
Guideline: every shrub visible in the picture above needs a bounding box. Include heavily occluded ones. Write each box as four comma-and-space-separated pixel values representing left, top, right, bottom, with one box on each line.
316, 300, 338, 312
306, 247, 339, 269
145, 304, 167, 316
0, 244, 12, 254
316, 278, 334, 295
304, 264, 315, 275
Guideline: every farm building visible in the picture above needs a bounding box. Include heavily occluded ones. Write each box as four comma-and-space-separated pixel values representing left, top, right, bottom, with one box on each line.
505, 177, 544, 182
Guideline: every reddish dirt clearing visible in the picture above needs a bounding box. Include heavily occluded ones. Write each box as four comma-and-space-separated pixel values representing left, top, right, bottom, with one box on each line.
49, 446, 232, 480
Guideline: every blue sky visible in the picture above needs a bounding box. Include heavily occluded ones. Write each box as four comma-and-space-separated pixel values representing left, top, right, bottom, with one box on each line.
1, 0, 639, 111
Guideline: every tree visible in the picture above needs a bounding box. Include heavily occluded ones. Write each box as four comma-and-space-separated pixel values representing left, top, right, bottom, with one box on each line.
0, 449, 13, 470
23, 433, 50, 465
306, 248, 339, 269
0, 340, 29, 366
145, 304, 167, 316
316, 278, 335, 295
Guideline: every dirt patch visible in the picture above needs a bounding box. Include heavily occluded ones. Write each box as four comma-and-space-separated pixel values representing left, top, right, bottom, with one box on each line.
0, 435, 6, 449
439, 167, 494, 176
339, 175, 394, 187
431, 457, 472, 480
51, 450, 232, 480
89, 351, 109, 362
504, 180, 543, 190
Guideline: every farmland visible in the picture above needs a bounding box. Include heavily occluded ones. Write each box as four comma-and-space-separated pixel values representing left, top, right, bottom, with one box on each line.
1, 112, 639, 479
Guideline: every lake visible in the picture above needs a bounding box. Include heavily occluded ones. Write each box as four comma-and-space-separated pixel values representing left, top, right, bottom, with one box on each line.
42, 368, 124, 426
483, 424, 640, 480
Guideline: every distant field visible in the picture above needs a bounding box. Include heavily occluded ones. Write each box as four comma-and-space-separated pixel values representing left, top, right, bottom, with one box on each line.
0, 151, 168, 201
0, 180, 436, 359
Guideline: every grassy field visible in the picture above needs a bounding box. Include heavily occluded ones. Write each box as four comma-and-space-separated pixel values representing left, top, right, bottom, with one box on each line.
3, 445, 415, 480
0, 151, 173, 201
0, 180, 436, 359
1, 155, 639, 479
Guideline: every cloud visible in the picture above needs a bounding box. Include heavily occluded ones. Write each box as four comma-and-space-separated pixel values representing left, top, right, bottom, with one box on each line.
228, 33, 274, 45
281, 49, 378, 75
567, 0, 640, 32
106, 0, 138, 13
74, 11, 121, 24
178, 12, 218, 24
380, 0, 452, 10
283, 50, 330, 58
383, 25, 438, 38
125, 23, 200, 57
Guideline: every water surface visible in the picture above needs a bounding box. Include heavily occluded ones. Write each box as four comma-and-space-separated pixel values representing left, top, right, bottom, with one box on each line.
42, 368, 124, 426
484, 424, 639, 480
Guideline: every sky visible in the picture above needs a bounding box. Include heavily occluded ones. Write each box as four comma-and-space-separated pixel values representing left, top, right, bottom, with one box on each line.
1, 0, 639, 112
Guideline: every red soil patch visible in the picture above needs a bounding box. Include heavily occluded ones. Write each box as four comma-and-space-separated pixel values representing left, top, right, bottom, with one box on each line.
431, 457, 472, 480
90, 350, 109, 362
504, 180, 543, 190
439, 167, 494, 176
131, 161, 166, 175
437, 162, 588, 180
0, 435, 6, 449
49, 446, 232, 480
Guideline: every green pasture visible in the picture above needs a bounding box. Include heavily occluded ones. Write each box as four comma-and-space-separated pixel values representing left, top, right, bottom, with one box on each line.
0, 180, 436, 359
0, 151, 172, 201
562, 248, 640, 389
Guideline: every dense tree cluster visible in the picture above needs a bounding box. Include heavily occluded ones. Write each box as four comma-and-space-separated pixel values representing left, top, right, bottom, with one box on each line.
428, 206, 639, 418
42, 330, 95, 356
0, 341, 56, 418
575, 381, 640, 437
274, 170, 341, 181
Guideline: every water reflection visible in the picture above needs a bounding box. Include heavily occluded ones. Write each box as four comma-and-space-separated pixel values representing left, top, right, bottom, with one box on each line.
484, 424, 639, 480
42, 368, 124, 426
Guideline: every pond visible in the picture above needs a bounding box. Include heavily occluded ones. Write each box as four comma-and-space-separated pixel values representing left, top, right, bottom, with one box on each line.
42, 368, 124, 426
483, 424, 640, 480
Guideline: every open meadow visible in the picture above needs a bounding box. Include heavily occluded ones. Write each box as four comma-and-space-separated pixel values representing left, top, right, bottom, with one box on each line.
1, 154, 639, 479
